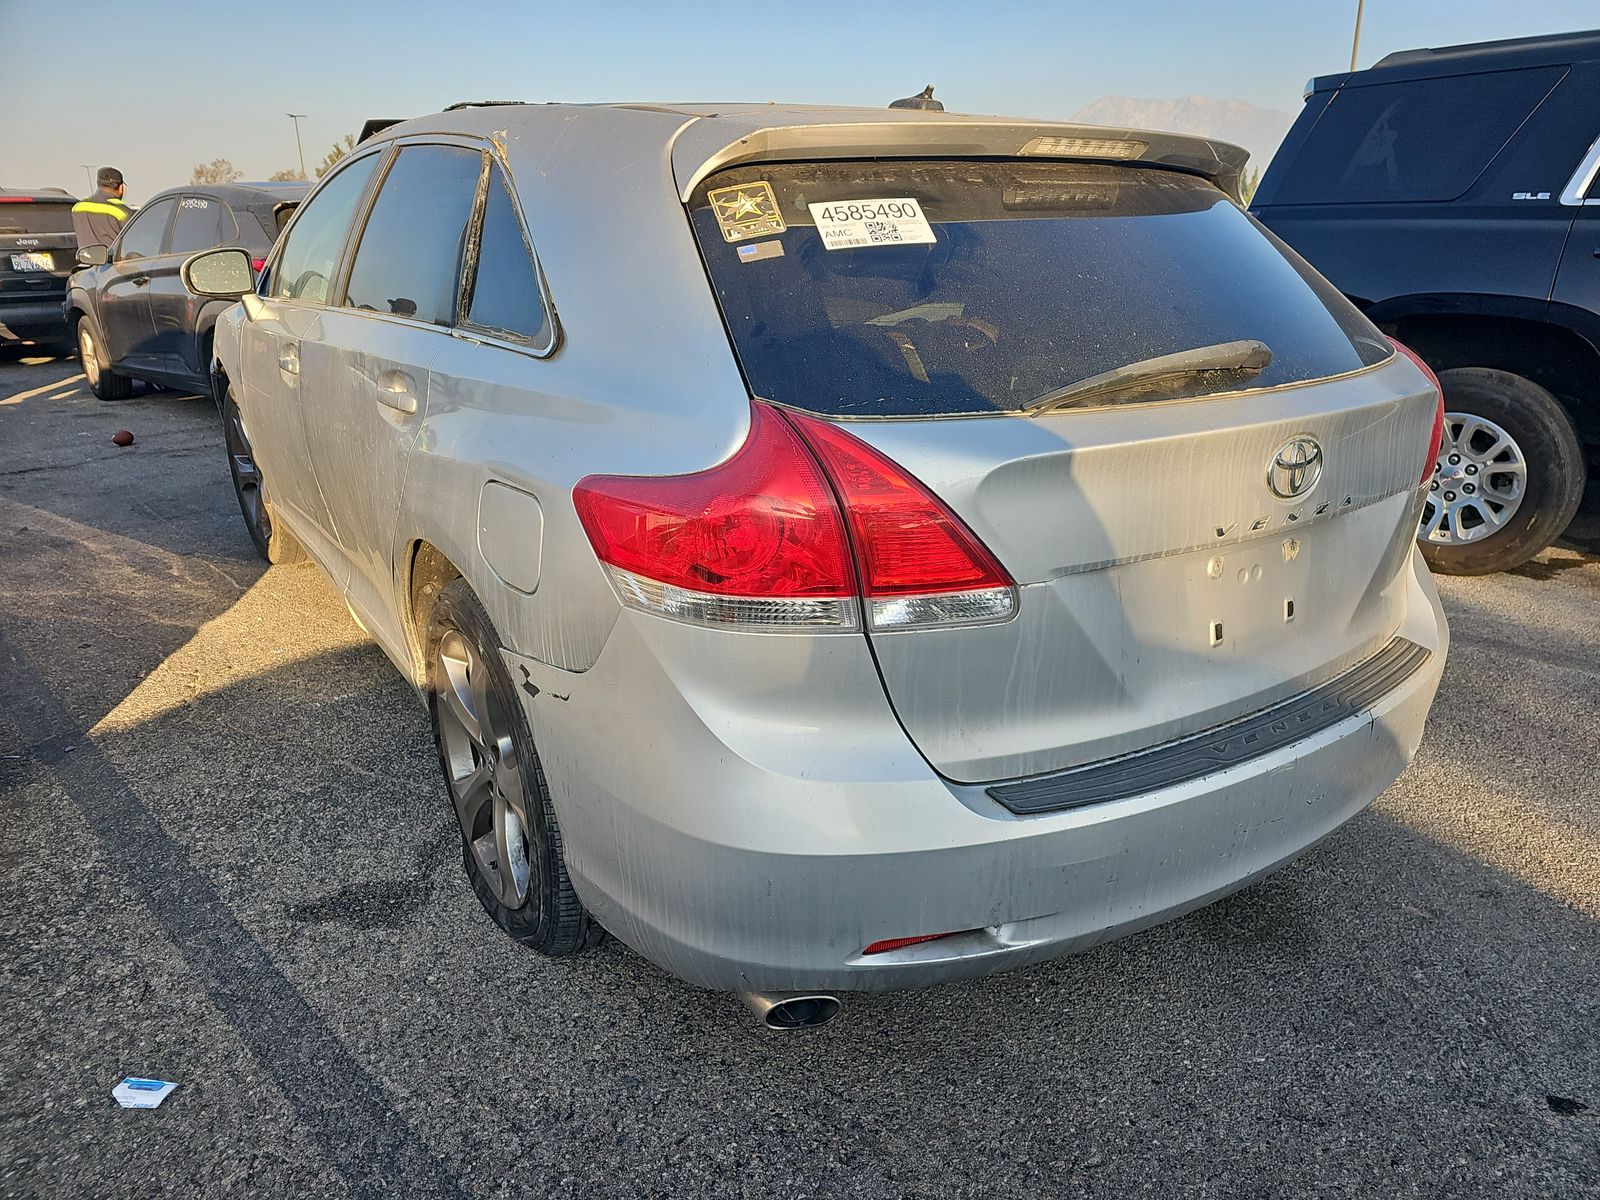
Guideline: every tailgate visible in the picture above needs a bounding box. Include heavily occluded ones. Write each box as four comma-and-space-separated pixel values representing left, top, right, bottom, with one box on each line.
846, 358, 1434, 782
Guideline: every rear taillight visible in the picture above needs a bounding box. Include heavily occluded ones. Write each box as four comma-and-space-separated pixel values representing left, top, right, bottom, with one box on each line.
250, 256, 267, 273
574, 402, 1018, 632
783, 411, 1016, 629
1388, 337, 1446, 485
573, 403, 859, 630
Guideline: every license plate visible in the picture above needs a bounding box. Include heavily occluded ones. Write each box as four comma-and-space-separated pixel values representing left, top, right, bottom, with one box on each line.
10, 252, 52, 272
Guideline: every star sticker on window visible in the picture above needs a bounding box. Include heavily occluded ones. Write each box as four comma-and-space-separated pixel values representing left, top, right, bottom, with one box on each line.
716, 191, 766, 220
706, 180, 786, 242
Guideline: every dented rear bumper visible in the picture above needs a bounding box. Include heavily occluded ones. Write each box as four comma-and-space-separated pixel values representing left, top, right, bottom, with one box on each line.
511, 549, 1446, 994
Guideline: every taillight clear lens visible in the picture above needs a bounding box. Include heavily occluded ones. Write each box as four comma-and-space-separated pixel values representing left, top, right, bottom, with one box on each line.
1388, 337, 1446, 485
573, 404, 859, 630
574, 403, 1018, 633
783, 411, 1017, 629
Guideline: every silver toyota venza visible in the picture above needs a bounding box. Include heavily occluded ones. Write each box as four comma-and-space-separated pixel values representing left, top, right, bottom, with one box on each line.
189, 102, 1448, 1026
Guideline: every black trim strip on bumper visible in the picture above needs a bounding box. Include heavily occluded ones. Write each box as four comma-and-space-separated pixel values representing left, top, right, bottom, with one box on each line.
987, 637, 1432, 816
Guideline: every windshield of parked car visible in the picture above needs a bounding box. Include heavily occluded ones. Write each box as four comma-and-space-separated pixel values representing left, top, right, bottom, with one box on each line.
689, 160, 1391, 418
0, 201, 74, 236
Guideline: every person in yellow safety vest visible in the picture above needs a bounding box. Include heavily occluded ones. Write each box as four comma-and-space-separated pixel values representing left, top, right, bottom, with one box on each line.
71, 167, 130, 250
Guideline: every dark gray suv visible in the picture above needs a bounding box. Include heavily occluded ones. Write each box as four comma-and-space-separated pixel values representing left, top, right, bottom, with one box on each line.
0, 187, 78, 349
66, 181, 305, 401
1252, 30, 1600, 573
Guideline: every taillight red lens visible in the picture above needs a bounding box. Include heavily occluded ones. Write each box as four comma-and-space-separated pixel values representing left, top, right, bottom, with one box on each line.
575, 402, 1017, 631
782, 411, 1013, 598
1388, 337, 1446, 485
573, 403, 854, 602
250, 256, 267, 273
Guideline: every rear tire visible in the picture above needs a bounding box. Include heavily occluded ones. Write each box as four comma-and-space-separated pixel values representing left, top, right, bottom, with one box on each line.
427, 579, 601, 957
76, 315, 133, 402
1417, 368, 1586, 576
222, 386, 306, 564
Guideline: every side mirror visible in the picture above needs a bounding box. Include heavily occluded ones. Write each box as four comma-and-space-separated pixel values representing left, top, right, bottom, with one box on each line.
181, 247, 254, 298
76, 244, 109, 266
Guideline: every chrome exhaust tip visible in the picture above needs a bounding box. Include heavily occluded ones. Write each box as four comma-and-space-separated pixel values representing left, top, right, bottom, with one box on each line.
740, 991, 841, 1030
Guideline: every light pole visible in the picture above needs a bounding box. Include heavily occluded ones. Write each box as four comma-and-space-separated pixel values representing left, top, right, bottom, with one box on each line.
80, 164, 96, 194
1349, 0, 1365, 72
287, 114, 308, 180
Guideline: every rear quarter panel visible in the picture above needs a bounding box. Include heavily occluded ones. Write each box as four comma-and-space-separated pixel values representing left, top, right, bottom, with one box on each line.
393, 108, 759, 675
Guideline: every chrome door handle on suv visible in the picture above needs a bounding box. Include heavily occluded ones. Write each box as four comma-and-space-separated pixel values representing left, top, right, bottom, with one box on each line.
277, 343, 300, 376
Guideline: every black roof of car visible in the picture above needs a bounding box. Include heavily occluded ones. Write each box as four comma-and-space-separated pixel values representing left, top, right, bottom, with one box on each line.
146, 181, 309, 208
0, 187, 76, 203
1309, 27, 1600, 93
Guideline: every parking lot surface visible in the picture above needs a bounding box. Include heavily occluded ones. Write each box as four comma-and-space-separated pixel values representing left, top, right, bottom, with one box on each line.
1, 347, 1597, 1198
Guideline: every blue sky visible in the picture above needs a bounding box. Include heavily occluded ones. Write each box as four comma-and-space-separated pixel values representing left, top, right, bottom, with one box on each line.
3, 0, 1594, 199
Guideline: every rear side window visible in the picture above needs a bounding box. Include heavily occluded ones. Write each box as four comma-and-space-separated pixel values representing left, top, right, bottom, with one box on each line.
0, 202, 73, 236
271, 155, 379, 304
461, 166, 548, 345
1272, 66, 1565, 205
115, 198, 175, 261
344, 144, 482, 325
169, 196, 239, 254
689, 161, 1390, 419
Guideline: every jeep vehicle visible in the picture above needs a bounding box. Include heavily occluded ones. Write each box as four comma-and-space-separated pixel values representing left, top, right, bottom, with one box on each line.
0, 187, 77, 349
182, 101, 1446, 1025
1251, 30, 1599, 574
66, 181, 305, 401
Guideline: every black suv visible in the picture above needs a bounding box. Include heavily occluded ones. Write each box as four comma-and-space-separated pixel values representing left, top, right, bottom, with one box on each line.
66, 181, 305, 402
1252, 30, 1599, 574
0, 188, 78, 349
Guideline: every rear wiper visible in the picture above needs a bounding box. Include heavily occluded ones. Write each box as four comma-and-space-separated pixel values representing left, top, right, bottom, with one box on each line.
1022, 339, 1273, 413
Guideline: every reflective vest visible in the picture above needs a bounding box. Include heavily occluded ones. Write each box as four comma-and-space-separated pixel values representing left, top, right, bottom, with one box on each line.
71, 191, 130, 249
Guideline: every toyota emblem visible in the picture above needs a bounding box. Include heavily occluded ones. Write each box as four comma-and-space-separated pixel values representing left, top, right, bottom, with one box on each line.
1268, 436, 1324, 499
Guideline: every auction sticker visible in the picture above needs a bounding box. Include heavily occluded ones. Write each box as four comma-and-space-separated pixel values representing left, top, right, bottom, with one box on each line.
807, 198, 936, 250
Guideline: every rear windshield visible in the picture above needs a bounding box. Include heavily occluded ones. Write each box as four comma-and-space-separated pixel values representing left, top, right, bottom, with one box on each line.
689, 161, 1391, 418
1271, 67, 1565, 205
0, 201, 74, 237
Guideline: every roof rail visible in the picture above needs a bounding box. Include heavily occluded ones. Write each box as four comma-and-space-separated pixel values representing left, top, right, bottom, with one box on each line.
442, 100, 530, 112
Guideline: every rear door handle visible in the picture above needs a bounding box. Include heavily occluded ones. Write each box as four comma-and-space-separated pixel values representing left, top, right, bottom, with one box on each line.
131, 276, 150, 287
375, 368, 418, 414
277, 342, 300, 376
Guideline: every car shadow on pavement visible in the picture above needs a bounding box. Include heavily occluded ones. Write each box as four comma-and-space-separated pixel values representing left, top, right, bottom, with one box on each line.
2, 558, 1597, 1196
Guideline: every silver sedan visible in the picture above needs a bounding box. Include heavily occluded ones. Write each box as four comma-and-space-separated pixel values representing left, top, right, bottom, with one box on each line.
188, 102, 1448, 1027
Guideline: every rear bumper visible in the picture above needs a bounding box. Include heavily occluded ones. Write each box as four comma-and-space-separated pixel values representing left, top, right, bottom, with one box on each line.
0, 296, 70, 341
512, 550, 1447, 993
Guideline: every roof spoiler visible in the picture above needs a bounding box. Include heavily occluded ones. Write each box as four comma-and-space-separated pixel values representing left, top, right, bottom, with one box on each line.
358, 118, 406, 142
674, 119, 1251, 203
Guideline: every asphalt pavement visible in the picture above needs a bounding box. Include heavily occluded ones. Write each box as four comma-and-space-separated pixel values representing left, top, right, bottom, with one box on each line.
1, 346, 1597, 1198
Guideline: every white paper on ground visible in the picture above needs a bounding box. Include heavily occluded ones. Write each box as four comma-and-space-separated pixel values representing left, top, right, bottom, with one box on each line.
113, 1078, 177, 1109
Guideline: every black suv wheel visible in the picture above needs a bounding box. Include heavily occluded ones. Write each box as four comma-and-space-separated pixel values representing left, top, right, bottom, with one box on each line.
1418, 368, 1586, 575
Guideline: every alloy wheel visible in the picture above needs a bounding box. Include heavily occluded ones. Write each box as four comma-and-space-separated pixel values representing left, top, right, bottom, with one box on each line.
78, 323, 100, 390
432, 629, 532, 909
1420, 412, 1528, 545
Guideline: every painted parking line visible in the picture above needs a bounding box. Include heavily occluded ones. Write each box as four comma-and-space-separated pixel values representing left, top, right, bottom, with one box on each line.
0, 626, 468, 1200
1, 372, 86, 406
